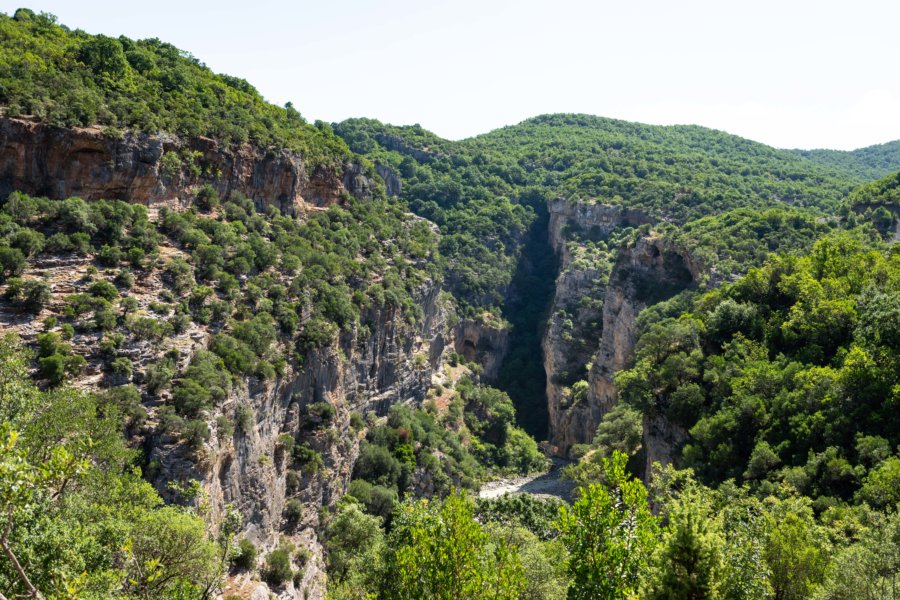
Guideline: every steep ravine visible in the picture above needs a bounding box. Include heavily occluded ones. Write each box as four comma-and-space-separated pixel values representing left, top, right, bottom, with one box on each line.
542, 198, 697, 461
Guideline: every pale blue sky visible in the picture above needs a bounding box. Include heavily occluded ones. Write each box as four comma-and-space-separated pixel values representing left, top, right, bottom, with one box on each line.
4, 0, 900, 150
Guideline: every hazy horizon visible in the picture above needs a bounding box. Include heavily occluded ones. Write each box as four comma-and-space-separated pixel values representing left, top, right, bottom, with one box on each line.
4, 0, 900, 151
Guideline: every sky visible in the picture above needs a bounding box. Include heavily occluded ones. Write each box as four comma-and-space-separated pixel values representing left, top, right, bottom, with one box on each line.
4, 0, 900, 150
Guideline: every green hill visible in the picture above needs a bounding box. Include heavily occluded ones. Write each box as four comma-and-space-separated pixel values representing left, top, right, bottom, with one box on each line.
0, 8, 351, 165
792, 140, 900, 180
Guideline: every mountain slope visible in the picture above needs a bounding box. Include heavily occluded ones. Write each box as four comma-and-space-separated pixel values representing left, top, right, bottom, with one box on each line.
792, 140, 900, 180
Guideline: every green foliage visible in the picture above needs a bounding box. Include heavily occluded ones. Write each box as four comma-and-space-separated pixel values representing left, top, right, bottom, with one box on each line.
0, 333, 221, 597
264, 543, 294, 586
558, 451, 659, 599
232, 538, 257, 571
817, 510, 900, 600
457, 379, 548, 474
3, 277, 50, 312
325, 502, 385, 589
0, 12, 353, 165
643, 492, 725, 600
474, 493, 564, 541
382, 491, 525, 599
615, 233, 900, 502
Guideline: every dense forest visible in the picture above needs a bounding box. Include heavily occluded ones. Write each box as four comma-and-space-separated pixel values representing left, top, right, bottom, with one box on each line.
0, 7, 899, 600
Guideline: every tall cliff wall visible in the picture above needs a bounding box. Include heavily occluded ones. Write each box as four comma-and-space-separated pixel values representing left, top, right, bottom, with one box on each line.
543, 198, 697, 458
0, 116, 375, 215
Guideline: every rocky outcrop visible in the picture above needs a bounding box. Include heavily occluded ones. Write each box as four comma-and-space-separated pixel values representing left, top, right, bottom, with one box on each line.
375, 163, 402, 197
153, 281, 448, 599
453, 318, 509, 381
543, 199, 654, 454
0, 116, 375, 215
546, 197, 649, 256
545, 210, 699, 455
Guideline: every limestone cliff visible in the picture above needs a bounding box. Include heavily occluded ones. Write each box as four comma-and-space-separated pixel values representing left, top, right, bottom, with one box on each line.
453, 318, 509, 381
0, 116, 374, 215
543, 198, 697, 458
158, 283, 448, 599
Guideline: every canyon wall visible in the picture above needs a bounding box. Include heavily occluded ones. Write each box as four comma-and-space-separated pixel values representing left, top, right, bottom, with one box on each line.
543, 198, 698, 460
0, 116, 375, 215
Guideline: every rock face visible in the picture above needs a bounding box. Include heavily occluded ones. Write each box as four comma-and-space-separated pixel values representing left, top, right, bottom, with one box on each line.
543, 198, 697, 456
453, 318, 509, 381
375, 163, 402, 197
155, 282, 448, 599
0, 116, 374, 214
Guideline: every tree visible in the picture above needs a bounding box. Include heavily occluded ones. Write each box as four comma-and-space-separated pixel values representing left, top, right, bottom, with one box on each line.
817, 511, 900, 600
763, 500, 827, 600
325, 502, 384, 592
643, 493, 725, 600
125, 507, 220, 597
557, 451, 659, 599
382, 491, 525, 600
0, 246, 26, 281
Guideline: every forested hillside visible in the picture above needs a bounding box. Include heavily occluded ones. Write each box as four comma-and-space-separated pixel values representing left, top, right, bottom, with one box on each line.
0, 9, 351, 164
1, 6, 900, 600
793, 140, 900, 181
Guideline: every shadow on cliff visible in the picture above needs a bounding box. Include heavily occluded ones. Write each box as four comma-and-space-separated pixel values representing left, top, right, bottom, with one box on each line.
495, 192, 560, 440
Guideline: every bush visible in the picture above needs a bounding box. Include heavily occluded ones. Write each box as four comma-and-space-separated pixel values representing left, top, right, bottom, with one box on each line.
349, 411, 365, 432
305, 401, 335, 427
353, 443, 402, 489
88, 279, 118, 300
0, 246, 26, 280
195, 184, 220, 212
114, 268, 134, 289
286, 469, 301, 494
276, 433, 295, 454
183, 419, 210, 451
286, 499, 304, 523
234, 403, 255, 433
97, 244, 123, 267
232, 538, 257, 571
264, 546, 293, 585
109, 357, 133, 378
293, 443, 324, 475
3, 277, 50, 312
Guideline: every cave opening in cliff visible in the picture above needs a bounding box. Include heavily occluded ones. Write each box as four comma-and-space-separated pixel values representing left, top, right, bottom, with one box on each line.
495, 194, 560, 440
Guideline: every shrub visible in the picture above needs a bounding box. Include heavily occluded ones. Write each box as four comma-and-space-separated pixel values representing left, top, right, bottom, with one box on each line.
0, 246, 26, 280
293, 443, 324, 475
109, 357, 133, 378
234, 403, 254, 433
195, 184, 220, 212
264, 546, 293, 585
183, 419, 210, 451
114, 268, 134, 289
286, 470, 301, 494
305, 402, 335, 427
216, 415, 234, 438
232, 538, 257, 571
286, 499, 304, 523
88, 279, 119, 300
3, 278, 50, 312
349, 411, 365, 432
97, 244, 123, 266
276, 433, 296, 454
